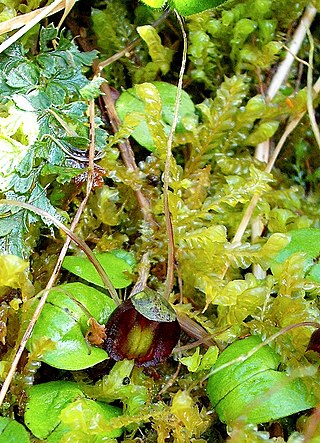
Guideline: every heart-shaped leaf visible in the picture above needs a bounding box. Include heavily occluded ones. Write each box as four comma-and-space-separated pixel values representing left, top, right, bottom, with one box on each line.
62, 251, 134, 289
25, 381, 84, 440
27, 282, 115, 370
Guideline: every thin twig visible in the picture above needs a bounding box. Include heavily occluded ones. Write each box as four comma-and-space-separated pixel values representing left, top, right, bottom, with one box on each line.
96, 10, 171, 72
0, 1, 65, 36
251, 3, 317, 278
221, 76, 320, 279
266, 4, 318, 102
306, 30, 320, 150
0, 0, 67, 54
99, 83, 154, 224
164, 11, 187, 299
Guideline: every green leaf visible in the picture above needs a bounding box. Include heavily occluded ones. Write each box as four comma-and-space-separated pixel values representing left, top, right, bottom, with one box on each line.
198, 346, 219, 371
140, 0, 166, 6
170, 0, 229, 15
27, 282, 115, 370
246, 120, 280, 145
214, 372, 316, 424
24, 382, 123, 441
41, 164, 84, 184
0, 418, 29, 443
24, 381, 84, 440
140, 0, 230, 15
115, 81, 197, 150
58, 398, 123, 440
5, 62, 39, 89
80, 77, 106, 100
62, 251, 134, 289
207, 336, 316, 423
274, 228, 320, 265
179, 348, 202, 372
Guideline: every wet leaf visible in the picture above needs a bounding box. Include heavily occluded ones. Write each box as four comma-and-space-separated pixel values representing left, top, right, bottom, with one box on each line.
115, 81, 197, 150
274, 228, 320, 266
27, 282, 115, 370
131, 288, 176, 322
137, 25, 173, 76
0, 417, 30, 443
25, 381, 84, 440
62, 251, 134, 289
207, 336, 316, 423
58, 398, 123, 440
25, 381, 122, 441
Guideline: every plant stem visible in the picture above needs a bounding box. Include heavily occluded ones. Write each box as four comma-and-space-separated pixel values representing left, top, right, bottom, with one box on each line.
0, 0, 65, 54
164, 11, 187, 299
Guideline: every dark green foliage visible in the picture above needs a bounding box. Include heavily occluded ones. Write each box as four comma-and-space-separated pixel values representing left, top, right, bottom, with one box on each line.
0, 26, 104, 258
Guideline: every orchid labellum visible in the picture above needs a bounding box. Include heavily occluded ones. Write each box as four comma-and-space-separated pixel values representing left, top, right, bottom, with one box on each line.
103, 289, 180, 367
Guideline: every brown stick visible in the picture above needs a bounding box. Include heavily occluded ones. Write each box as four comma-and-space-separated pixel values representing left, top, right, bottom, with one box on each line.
99, 83, 154, 224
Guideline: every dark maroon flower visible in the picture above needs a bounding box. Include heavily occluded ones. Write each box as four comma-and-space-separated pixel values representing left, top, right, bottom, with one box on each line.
103, 291, 181, 367
307, 328, 320, 354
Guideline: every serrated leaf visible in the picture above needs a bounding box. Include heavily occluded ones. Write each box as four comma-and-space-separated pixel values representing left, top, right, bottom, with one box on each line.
80, 77, 105, 100
41, 164, 83, 184
5, 62, 39, 89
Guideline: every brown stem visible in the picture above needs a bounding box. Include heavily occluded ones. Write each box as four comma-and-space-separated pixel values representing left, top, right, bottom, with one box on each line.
99, 83, 154, 224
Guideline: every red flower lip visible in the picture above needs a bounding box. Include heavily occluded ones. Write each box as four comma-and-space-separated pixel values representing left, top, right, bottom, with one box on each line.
103, 291, 181, 367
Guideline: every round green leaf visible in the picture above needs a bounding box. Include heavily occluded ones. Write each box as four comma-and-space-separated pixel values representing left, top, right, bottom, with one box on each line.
115, 81, 197, 150
272, 228, 320, 279
274, 228, 320, 265
24, 381, 84, 440
27, 282, 116, 370
207, 336, 316, 424
208, 336, 280, 404
62, 251, 134, 289
0, 418, 30, 443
